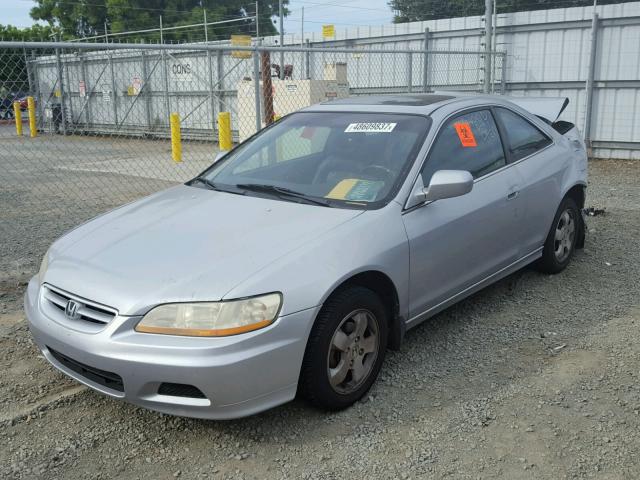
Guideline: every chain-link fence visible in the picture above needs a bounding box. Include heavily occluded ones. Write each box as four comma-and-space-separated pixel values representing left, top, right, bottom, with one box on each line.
0, 41, 503, 274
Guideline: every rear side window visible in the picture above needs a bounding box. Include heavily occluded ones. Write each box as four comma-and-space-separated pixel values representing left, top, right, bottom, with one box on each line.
494, 107, 552, 161
421, 109, 506, 185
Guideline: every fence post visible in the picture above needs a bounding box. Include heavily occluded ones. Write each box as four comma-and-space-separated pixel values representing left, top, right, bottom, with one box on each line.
64, 53, 75, 131
140, 51, 152, 132
253, 50, 262, 133
79, 53, 92, 129
261, 51, 274, 125
584, 12, 599, 151
27, 97, 37, 137
305, 39, 311, 79
500, 52, 507, 94
216, 49, 224, 122
407, 52, 413, 93
55, 46, 68, 134
13, 102, 23, 136
170, 112, 182, 162
422, 28, 430, 93
207, 49, 216, 134
108, 53, 119, 127
483, 0, 493, 93
30, 51, 44, 132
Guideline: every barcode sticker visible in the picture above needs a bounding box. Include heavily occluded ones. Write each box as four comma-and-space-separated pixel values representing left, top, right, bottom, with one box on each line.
344, 122, 397, 133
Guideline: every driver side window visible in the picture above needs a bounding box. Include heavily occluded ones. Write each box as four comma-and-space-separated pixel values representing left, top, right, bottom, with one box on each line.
421, 109, 506, 185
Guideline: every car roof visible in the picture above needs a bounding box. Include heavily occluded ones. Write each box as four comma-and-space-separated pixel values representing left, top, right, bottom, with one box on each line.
305, 93, 468, 115
304, 92, 557, 119
327, 94, 457, 107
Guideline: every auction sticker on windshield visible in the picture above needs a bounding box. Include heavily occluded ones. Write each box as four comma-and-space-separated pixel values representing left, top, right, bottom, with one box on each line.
326, 179, 385, 202
344, 123, 397, 133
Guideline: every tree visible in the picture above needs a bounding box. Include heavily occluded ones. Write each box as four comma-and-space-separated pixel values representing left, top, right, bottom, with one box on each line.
0, 24, 58, 98
29, 0, 287, 42
389, 0, 632, 23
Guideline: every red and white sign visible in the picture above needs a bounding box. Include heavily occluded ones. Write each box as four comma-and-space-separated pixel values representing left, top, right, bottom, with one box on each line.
79, 80, 86, 98
132, 76, 142, 95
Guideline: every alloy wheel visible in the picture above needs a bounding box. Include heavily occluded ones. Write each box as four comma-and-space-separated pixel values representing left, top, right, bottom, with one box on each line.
554, 208, 575, 262
326, 309, 380, 395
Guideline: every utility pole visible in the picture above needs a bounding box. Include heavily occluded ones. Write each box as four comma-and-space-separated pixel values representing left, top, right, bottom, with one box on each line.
279, 0, 284, 79
203, 9, 208, 42
483, 0, 493, 93
492, 0, 497, 93
255, 1, 260, 41
301, 7, 304, 47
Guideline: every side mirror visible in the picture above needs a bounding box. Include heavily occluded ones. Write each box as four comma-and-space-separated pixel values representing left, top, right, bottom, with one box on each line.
419, 170, 474, 202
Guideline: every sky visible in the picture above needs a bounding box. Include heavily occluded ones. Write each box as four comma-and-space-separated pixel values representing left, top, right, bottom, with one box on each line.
2, 0, 395, 34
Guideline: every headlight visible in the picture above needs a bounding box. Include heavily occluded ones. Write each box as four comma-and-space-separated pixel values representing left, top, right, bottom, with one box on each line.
38, 248, 50, 284
135, 293, 282, 337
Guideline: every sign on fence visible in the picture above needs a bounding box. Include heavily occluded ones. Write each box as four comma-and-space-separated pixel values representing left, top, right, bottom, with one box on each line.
79, 80, 86, 98
231, 35, 252, 59
102, 85, 111, 103
132, 76, 142, 95
170, 62, 193, 83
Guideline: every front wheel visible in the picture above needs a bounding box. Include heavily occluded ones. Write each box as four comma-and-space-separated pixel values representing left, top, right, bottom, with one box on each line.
537, 197, 580, 274
299, 286, 388, 410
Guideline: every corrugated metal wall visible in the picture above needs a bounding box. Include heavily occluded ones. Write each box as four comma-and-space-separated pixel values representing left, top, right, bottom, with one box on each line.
266, 1, 640, 159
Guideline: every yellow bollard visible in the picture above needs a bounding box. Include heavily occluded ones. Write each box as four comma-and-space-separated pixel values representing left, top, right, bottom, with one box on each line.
27, 97, 37, 138
170, 112, 182, 163
13, 102, 23, 136
218, 111, 232, 151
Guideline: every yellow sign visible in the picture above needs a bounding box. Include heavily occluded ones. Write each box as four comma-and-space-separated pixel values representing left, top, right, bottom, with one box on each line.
231, 35, 252, 59
322, 24, 335, 38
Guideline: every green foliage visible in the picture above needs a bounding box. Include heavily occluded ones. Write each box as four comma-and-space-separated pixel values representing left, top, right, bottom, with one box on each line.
389, 0, 632, 23
0, 24, 58, 41
0, 25, 59, 94
29, 0, 286, 42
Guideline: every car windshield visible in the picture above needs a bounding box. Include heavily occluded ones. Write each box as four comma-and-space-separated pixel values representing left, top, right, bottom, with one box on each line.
195, 112, 430, 208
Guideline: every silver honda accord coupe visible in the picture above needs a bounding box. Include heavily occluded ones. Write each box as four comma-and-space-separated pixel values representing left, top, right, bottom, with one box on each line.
25, 93, 588, 419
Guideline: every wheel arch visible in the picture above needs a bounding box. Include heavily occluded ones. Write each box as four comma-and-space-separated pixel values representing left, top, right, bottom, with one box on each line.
562, 182, 587, 249
319, 270, 404, 351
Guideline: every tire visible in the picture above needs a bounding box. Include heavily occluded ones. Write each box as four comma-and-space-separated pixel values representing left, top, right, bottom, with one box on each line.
536, 196, 580, 274
299, 286, 388, 410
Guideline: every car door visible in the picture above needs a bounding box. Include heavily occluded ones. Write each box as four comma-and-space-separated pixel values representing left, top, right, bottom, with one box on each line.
402, 108, 525, 321
493, 107, 564, 256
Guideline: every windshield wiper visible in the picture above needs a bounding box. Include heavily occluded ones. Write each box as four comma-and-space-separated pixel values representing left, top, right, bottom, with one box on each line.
190, 177, 219, 189
190, 178, 244, 195
235, 183, 332, 207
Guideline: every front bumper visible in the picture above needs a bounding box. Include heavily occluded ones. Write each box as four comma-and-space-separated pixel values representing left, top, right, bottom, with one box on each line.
24, 276, 318, 419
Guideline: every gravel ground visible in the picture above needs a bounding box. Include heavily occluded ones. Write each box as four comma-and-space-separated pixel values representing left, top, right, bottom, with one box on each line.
1, 159, 639, 480
0, 125, 216, 279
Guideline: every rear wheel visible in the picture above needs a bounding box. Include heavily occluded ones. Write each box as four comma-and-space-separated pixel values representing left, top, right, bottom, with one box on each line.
299, 286, 388, 410
537, 197, 579, 274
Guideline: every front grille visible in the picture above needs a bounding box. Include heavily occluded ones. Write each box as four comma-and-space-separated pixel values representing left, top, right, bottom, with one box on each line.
43, 284, 116, 325
48, 346, 124, 392
158, 382, 206, 399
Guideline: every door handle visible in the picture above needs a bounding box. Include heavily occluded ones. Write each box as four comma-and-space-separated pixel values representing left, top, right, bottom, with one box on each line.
507, 191, 519, 200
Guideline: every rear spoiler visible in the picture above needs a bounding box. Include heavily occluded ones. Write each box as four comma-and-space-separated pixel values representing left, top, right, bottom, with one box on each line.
506, 97, 569, 123
433, 91, 569, 123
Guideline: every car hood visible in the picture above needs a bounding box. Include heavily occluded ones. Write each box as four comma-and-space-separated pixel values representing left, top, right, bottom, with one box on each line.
44, 185, 363, 315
